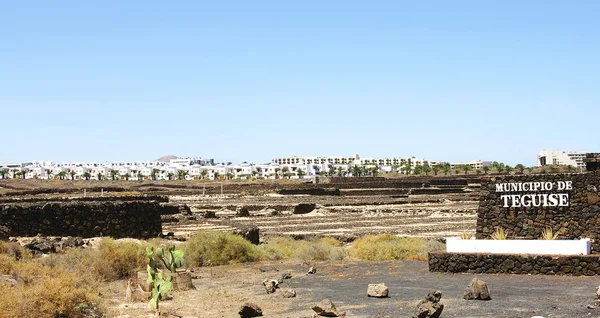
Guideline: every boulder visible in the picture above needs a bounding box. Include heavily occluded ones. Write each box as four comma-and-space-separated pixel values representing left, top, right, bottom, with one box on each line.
413, 291, 444, 318
239, 302, 263, 318
237, 206, 251, 217
281, 289, 296, 298
263, 279, 278, 294
367, 283, 389, 298
233, 226, 260, 245
204, 211, 217, 218
463, 277, 491, 300
293, 203, 317, 214
312, 299, 345, 317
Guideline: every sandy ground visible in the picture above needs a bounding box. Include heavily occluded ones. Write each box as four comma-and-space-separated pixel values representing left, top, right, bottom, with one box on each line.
104, 260, 600, 318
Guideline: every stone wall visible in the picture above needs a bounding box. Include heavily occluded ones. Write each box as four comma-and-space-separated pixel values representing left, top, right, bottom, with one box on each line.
476, 172, 600, 251
429, 251, 600, 276
585, 153, 600, 172
0, 201, 163, 239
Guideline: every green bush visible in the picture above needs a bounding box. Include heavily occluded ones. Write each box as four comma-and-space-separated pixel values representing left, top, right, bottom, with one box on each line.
349, 234, 440, 261
182, 231, 260, 266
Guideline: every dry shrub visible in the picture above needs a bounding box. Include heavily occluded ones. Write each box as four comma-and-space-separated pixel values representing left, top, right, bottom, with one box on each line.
258, 237, 347, 262
0, 256, 102, 318
349, 234, 437, 261
92, 238, 147, 281
183, 231, 260, 266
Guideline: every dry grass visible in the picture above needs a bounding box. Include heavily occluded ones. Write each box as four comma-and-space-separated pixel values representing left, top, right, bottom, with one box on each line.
490, 227, 508, 240
258, 237, 347, 262
0, 245, 103, 318
92, 238, 148, 281
540, 226, 559, 240
349, 234, 443, 261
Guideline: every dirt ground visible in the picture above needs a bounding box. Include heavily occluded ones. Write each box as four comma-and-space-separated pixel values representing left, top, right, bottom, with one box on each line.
104, 259, 600, 318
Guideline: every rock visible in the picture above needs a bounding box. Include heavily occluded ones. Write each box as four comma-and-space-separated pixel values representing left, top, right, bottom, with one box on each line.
308, 266, 316, 274
312, 299, 344, 317
0, 225, 9, 241
463, 277, 491, 300
294, 203, 317, 214
237, 206, 251, 217
233, 226, 260, 245
258, 265, 278, 273
596, 285, 600, 299
367, 283, 389, 298
204, 211, 217, 218
413, 291, 444, 318
281, 272, 292, 280
263, 279, 277, 294
239, 302, 263, 318
281, 288, 296, 298
0, 274, 22, 287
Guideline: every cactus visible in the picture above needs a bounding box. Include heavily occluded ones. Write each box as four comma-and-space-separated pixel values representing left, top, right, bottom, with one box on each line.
145, 247, 172, 311
156, 246, 185, 274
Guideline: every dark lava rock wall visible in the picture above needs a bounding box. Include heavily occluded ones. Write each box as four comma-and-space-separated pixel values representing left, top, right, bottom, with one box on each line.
429, 251, 600, 276
0, 201, 162, 238
476, 172, 600, 251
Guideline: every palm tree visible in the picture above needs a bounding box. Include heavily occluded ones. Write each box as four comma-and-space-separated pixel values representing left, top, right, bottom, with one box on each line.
402, 164, 412, 175
82, 172, 91, 180
431, 166, 440, 176
226, 172, 234, 180
45, 170, 53, 180
351, 165, 362, 177
97, 172, 103, 181
70, 171, 76, 181
515, 164, 525, 174
167, 172, 174, 180
505, 165, 514, 174
274, 168, 281, 179
57, 171, 67, 180
20, 170, 27, 179
151, 168, 160, 181
124, 173, 131, 181
336, 166, 344, 177
462, 164, 472, 175
200, 170, 208, 180
110, 169, 119, 181
413, 165, 423, 176
10, 169, 18, 179
281, 167, 290, 179
495, 163, 505, 174
371, 165, 380, 177
0, 169, 7, 179
297, 168, 306, 179
328, 166, 336, 177
213, 172, 220, 180
482, 166, 490, 175
422, 165, 432, 176
137, 172, 144, 181
442, 166, 450, 176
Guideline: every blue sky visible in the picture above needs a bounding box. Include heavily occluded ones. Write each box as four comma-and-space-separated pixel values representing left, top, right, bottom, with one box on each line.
1, 1, 598, 166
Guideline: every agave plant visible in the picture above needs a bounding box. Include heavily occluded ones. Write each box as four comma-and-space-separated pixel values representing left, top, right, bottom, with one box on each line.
490, 227, 507, 240
540, 226, 559, 240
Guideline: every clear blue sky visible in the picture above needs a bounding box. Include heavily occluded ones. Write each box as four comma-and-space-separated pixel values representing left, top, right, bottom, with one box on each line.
1, 1, 598, 166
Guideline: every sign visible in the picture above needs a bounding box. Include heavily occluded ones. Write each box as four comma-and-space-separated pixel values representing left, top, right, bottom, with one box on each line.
495, 181, 573, 208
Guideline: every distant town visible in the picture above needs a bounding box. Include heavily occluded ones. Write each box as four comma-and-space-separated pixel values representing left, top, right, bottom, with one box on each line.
0, 148, 589, 181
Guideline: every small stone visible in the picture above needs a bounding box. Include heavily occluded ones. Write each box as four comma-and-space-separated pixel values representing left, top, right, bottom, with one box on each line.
239, 302, 263, 318
308, 266, 316, 274
367, 283, 389, 298
463, 277, 491, 300
281, 272, 293, 280
262, 279, 277, 294
312, 299, 344, 317
413, 290, 444, 318
281, 289, 296, 298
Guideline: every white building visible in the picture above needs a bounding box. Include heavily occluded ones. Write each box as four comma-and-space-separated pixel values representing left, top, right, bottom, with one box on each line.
537, 149, 587, 169
449, 160, 492, 170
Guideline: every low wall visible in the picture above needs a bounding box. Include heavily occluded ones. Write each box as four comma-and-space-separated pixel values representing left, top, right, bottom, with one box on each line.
429, 251, 600, 276
0, 201, 163, 238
